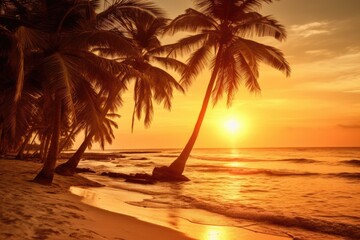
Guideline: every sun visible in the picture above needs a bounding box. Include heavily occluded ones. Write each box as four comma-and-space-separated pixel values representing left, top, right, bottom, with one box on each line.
223, 118, 242, 134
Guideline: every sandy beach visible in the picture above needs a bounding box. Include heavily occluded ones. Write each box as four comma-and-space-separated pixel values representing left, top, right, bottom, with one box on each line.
0, 158, 291, 240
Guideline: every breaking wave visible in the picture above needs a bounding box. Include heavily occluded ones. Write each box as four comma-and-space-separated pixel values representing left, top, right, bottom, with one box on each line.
340, 159, 360, 167
191, 155, 321, 164
190, 199, 360, 239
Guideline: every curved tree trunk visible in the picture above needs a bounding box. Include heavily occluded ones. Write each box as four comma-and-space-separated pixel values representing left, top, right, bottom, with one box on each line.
55, 131, 93, 176
15, 131, 32, 159
57, 124, 81, 153
167, 71, 217, 175
166, 48, 224, 176
55, 86, 121, 176
33, 94, 62, 185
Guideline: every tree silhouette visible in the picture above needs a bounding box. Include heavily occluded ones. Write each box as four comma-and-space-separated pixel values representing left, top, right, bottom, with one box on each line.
154, 0, 290, 178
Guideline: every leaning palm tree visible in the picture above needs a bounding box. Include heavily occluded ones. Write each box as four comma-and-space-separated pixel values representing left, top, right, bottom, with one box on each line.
156, 0, 290, 177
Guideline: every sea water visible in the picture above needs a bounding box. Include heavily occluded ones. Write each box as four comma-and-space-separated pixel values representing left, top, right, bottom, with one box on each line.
76, 147, 360, 239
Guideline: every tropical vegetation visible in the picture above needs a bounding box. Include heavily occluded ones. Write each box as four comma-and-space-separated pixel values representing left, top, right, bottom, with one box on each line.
0, 0, 290, 184
0, 0, 185, 184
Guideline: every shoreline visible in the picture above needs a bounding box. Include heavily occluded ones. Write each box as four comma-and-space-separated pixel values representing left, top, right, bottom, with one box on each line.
0, 159, 193, 240
70, 185, 292, 240
1, 159, 290, 239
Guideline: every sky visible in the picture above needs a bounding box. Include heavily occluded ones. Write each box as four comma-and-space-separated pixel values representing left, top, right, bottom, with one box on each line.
92, 0, 360, 149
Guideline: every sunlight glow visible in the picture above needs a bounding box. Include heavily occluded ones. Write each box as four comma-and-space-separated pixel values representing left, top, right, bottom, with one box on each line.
226, 162, 244, 168
202, 227, 222, 240
200, 225, 241, 240
223, 118, 243, 135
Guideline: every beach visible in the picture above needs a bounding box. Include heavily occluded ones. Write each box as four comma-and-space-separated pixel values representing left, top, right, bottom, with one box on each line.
0, 158, 290, 240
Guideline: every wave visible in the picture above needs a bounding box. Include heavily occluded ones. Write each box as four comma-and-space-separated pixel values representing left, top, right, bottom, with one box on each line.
191, 155, 262, 162
278, 158, 320, 163
328, 172, 360, 180
155, 154, 179, 158
121, 187, 360, 239
191, 155, 321, 164
190, 199, 360, 239
340, 159, 360, 167
195, 166, 360, 180
195, 166, 319, 177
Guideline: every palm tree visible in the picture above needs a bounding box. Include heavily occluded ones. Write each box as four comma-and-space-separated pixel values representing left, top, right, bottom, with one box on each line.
55, 9, 186, 176
31, 1, 140, 184
156, 0, 290, 177
1, 0, 137, 184
122, 12, 185, 131
0, 1, 43, 156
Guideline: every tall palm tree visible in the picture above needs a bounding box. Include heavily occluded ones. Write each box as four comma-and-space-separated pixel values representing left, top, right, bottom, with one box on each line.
158, 0, 290, 177
31, 1, 139, 184
1, 0, 136, 184
55, 9, 186, 176
0, 1, 43, 155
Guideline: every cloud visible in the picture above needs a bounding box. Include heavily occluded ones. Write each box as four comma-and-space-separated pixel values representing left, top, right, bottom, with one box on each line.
338, 124, 360, 129
292, 50, 360, 92
289, 22, 330, 38
299, 79, 360, 93
305, 49, 332, 56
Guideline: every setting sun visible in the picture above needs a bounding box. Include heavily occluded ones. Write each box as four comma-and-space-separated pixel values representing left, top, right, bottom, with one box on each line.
223, 118, 243, 134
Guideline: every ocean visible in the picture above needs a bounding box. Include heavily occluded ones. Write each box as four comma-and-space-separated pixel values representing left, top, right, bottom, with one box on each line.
72, 147, 360, 239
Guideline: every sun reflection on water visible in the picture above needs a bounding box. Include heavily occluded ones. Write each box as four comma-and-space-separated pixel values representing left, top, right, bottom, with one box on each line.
226, 161, 245, 168
202, 226, 230, 240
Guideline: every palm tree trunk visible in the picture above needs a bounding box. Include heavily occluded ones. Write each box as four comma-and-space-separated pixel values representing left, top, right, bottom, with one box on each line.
15, 131, 32, 159
39, 134, 47, 161
55, 86, 121, 176
58, 124, 81, 153
33, 94, 61, 185
168, 48, 223, 175
26, 131, 38, 156
55, 130, 94, 176
42, 133, 52, 162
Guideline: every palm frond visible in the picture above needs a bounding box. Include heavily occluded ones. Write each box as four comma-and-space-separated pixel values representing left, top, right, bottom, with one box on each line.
236, 52, 260, 92
133, 78, 153, 128
181, 44, 213, 88
160, 33, 210, 58
164, 8, 217, 35
212, 48, 240, 106
33, 52, 77, 120
147, 65, 184, 103
62, 49, 128, 92
234, 38, 290, 76
15, 26, 49, 50
97, 0, 165, 30
235, 13, 286, 41
61, 30, 136, 57
238, 0, 274, 12
151, 56, 187, 75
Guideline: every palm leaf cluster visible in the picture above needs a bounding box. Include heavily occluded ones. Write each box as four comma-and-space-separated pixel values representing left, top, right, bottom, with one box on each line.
0, 0, 186, 184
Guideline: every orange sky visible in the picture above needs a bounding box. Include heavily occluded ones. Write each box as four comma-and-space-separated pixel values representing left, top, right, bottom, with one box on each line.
92, 0, 360, 149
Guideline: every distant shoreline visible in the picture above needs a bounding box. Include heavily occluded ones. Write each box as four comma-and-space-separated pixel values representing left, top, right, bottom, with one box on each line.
65, 146, 360, 152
